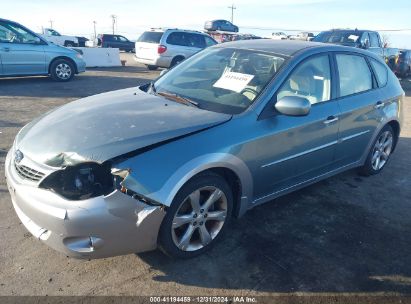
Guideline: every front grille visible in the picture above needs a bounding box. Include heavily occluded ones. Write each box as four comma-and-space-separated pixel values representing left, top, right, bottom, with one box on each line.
14, 162, 45, 182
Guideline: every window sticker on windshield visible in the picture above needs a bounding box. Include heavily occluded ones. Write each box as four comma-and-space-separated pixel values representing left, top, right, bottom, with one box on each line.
213, 72, 255, 93
348, 35, 359, 41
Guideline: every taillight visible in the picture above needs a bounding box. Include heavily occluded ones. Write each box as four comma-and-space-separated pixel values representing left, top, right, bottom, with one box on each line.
158, 45, 167, 54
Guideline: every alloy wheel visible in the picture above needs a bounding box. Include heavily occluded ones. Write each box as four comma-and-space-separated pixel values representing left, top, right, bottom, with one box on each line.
56, 63, 72, 80
371, 131, 393, 171
171, 186, 228, 252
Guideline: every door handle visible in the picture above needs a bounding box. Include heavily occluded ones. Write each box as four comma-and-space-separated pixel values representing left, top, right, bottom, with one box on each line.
374, 101, 385, 109
324, 116, 339, 125
1, 47, 10, 52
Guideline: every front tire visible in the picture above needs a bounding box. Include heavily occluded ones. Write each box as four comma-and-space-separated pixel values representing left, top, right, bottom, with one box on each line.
64, 41, 75, 47
359, 125, 395, 176
158, 173, 233, 258
147, 65, 158, 71
50, 59, 75, 82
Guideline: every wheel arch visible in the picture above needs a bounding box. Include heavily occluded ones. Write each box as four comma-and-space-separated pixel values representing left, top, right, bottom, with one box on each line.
170, 55, 185, 66
360, 119, 402, 165
64, 40, 76, 47
195, 167, 244, 218
387, 119, 401, 152
48, 56, 78, 74
130, 153, 253, 218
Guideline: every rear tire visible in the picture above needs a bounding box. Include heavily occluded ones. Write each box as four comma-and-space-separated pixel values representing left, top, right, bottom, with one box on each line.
158, 173, 233, 259
147, 65, 158, 71
170, 56, 184, 68
359, 125, 395, 176
50, 59, 75, 82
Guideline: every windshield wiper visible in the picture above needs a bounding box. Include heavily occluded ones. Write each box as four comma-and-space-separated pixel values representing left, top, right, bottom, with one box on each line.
157, 91, 199, 108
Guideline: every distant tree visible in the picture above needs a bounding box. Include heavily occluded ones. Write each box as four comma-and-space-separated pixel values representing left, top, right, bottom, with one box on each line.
381, 34, 391, 48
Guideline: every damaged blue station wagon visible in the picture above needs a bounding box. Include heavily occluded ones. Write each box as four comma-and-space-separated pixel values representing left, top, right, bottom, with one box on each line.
5, 40, 404, 259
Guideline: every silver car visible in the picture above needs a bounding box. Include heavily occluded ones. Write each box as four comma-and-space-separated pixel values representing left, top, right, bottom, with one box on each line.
5, 40, 404, 259
0, 18, 86, 81
134, 28, 217, 70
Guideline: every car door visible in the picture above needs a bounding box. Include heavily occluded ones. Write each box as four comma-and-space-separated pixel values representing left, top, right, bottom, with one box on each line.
333, 52, 381, 167
104, 35, 114, 48
0, 20, 46, 75
119, 35, 133, 50
223, 21, 232, 32
252, 54, 340, 199
116, 35, 128, 49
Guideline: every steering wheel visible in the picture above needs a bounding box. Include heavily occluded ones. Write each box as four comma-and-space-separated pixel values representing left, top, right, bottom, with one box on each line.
240, 87, 258, 102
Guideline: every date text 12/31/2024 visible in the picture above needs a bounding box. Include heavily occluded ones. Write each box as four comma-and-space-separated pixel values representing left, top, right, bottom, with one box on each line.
149, 296, 258, 303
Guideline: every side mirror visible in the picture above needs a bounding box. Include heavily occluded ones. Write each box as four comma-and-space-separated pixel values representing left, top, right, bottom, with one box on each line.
275, 96, 311, 116
160, 69, 168, 76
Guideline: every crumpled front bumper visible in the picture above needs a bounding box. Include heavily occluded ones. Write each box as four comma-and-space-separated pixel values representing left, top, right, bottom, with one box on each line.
5, 149, 165, 259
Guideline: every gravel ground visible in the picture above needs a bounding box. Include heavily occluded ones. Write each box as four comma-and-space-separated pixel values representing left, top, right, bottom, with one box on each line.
0, 53, 411, 301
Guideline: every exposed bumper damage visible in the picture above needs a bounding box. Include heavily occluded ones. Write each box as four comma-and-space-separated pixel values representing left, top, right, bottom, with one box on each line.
5, 150, 165, 259
6, 87, 233, 258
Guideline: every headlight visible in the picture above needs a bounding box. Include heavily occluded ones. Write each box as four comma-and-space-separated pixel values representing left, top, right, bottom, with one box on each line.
40, 162, 114, 200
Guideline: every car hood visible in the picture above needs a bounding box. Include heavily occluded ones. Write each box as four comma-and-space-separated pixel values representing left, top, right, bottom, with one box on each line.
16, 87, 231, 167
47, 42, 77, 54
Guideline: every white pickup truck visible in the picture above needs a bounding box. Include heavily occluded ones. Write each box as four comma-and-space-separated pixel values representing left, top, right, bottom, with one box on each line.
39, 28, 78, 47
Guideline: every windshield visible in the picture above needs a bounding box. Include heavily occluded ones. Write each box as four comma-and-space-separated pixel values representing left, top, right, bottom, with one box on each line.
313, 31, 361, 44
153, 47, 286, 114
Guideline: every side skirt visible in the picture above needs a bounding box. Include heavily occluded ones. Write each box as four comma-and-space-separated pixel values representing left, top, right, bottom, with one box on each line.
250, 161, 361, 209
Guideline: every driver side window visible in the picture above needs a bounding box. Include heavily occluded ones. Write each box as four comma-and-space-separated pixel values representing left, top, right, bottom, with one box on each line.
0, 21, 40, 44
277, 55, 331, 105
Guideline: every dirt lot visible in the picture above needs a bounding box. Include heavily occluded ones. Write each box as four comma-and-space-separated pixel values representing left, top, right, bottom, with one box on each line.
1, 53, 411, 299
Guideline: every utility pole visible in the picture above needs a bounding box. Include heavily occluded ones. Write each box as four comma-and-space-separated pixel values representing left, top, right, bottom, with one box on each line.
93, 21, 97, 39
228, 4, 236, 23
110, 15, 117, 34
49, 20, 53, 29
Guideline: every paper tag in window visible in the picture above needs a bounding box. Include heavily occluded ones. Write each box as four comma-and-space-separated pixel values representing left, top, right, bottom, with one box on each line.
213, 72, 255, 93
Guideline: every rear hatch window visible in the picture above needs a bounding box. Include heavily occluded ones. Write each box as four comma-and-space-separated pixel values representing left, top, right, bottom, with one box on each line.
137, 31, 163, 44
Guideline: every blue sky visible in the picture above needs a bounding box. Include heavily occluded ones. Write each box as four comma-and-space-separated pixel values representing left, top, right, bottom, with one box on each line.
2, 0, 411, 48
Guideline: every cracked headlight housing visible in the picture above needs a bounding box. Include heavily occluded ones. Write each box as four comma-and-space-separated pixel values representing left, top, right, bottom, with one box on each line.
40, 162, 114, 200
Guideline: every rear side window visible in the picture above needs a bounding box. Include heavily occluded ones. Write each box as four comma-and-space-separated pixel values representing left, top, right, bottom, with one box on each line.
336, 54, 372, 97
370, 59, 388, 87
138, 31, 163, 43
188, 34, 205, 48
166, 32, 206, 48
166, 32, 186, 46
